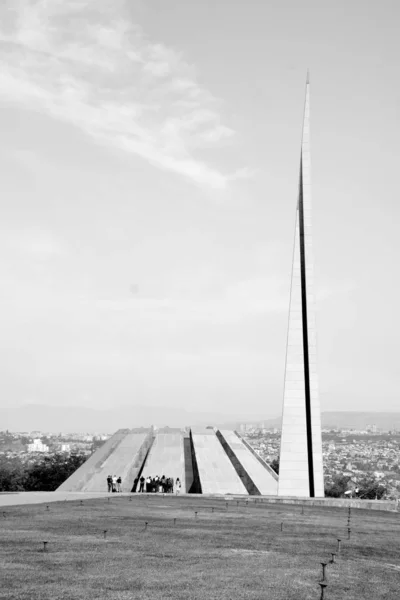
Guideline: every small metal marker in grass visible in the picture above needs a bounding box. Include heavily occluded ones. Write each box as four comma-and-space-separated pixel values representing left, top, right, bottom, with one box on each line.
337, 539, 341, 553
319, 581, 328, 600
173, 518, 176, 526
347, 528, 351, 540
103, 530, 108, 539
211, 507, 214, 513
320, 562, 327, 581
46, 505, 50, 511
331, 553, 336, 564
42, 541, 48, 553
80, 500, 83, 506
195, 511, 198, 519
144, 521, 148, 531
280, 522, 283, 532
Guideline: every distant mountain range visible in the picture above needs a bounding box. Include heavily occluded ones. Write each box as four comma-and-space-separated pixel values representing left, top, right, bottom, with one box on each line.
1, 404, 400, 433
0, 404, 269, 433
255, 412, 400, 432
322, 411, 400, 431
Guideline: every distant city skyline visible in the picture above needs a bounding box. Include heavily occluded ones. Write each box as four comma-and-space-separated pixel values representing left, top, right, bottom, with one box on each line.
0, 0, 399, 420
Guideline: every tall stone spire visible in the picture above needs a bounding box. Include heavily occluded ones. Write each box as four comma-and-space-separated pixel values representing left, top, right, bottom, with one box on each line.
277, 75, 324, 497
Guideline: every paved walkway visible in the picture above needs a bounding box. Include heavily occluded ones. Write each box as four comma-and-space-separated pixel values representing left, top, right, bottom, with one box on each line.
0, 491, 397, 511
0, 491, 189, 507
0, 492, 113, 507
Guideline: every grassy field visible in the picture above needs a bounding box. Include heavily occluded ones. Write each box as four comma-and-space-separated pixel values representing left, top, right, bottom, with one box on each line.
0, 494, 399, 599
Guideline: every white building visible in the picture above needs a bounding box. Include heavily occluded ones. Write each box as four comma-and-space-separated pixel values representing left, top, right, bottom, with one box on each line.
27, 438, 49, 453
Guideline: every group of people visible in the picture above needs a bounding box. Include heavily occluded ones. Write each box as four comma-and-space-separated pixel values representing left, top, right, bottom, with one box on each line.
106, 473, 182, 494
107, 474, 122, 492
134, 474, 182, 494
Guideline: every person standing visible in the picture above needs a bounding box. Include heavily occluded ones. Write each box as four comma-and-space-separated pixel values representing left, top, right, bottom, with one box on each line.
169, 477, 174, 494
107, 475, 112, 493
175, 478, 181, 494
116, 476, 122, 492
139, 476, 145, 493
112, 475, 117, 492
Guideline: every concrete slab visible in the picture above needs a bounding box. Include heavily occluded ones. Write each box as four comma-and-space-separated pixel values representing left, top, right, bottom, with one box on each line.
219, 430, 278, 495
57, 430, 153, 493
56, 430, 128, 492
140, 432, 186, 492
191, 429, 247, 495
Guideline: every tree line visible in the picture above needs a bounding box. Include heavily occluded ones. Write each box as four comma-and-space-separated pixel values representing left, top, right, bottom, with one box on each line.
0, 452, 87, 492
324, 473, 387, 499
0, 452, 390, 499
270, 457, 389, 499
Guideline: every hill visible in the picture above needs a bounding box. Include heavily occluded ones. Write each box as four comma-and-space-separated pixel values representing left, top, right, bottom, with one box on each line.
0, 404, 270, 433
0, 495, 399, 599
257, 412, 400, 431
1, 404, 400, 433
321, 412, 400, 430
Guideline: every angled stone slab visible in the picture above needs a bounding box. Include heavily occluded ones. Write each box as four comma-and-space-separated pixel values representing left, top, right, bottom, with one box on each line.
219, 430, 278, 495
56, 429, 128, 492
191, 428, 248, 495
57, 429, 153, 493
140, 431, 186, 493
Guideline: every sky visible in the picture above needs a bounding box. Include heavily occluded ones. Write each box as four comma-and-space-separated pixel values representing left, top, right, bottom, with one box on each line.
0, 0, 399, 421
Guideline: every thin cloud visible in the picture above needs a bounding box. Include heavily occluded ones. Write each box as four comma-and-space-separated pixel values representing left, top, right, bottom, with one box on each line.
0, 0, 246, 189
316, 281, 358, 302
1, 227, 67, 260
95, 274, 288, 324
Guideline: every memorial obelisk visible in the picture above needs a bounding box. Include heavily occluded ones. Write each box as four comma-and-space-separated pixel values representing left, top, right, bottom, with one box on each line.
278, 74, 324, 497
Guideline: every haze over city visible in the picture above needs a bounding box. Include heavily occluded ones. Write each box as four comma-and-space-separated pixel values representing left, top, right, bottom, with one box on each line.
0, 0, 399, 427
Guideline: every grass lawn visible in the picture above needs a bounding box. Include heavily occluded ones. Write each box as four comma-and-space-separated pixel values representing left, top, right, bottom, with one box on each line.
0, 494, 399, 599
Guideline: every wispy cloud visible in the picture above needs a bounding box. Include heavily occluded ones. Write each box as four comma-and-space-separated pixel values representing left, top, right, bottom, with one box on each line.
316, 281, 358, 303
1, 226, 67, 260
0, 0, 245, 188
91, 273, 289, 326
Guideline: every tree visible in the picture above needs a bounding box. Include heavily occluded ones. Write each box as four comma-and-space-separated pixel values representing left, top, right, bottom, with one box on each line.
325, 475, 350, 498
0, 456, 27, 491
0, 452, 87, 492
356, 474, 387, 500
270, 457, 279, 475
24, 452, 87, 491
